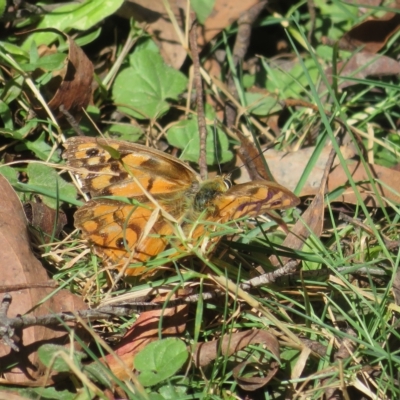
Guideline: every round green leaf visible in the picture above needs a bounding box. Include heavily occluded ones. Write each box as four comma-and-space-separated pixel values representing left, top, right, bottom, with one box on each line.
135, 338, 188, 387
38, 344, 85, 372
167, 119, 233, 165
27, 163, 77, 208
244, 92, 281, 116
0, 165, 18, 185
113, 49, 187, 120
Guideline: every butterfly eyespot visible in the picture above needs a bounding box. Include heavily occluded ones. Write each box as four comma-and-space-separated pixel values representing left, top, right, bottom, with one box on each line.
116, 238, 128, 249
110, 162, 121, 172
86, 148, 100, 157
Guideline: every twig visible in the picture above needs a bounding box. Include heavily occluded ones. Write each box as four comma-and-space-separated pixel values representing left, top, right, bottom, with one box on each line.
339, 212, 400, 250
0, 280, 58, 293
0, 262, 386, 348
0, 294, 18, 351
189, 19, 207, 179
307, 0, 316, 45
225, 1, 267, 128
323, 328, 357, 400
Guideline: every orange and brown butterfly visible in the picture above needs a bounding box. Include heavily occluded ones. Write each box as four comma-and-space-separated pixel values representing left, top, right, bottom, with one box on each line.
63, 136, 300, 276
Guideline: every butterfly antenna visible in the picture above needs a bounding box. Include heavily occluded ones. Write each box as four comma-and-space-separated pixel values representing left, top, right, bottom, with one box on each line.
213, 119, 223, 175
59, 105, 85, 137
230, 126, 278, 181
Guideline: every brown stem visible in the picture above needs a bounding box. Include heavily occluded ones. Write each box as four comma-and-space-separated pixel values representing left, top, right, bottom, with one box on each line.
225, 1, 267, 128
189, 19, 208, 179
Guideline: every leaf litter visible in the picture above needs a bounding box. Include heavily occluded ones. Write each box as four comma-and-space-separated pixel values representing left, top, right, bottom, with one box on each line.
0, 0, 399, 398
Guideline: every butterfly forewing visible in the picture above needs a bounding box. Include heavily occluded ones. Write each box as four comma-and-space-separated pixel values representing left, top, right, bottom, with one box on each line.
64, 137, 200, 198
214, 180, 300, 222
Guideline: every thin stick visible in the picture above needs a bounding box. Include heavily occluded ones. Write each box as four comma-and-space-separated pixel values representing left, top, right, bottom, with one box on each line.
189, 19, 208, 179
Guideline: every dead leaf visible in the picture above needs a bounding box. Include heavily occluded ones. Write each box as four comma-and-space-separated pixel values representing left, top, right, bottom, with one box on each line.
238, 146, 398, 206
24, 201, 67, 244
102, 295, 188, 381
117, 0, 261, 69
30, 29, 93, 123
325, 53, 400, 90
337, 3, 400, 53
0, 176, 87, 385
0, 392, 33, 400
327, 160, 400, 206
270, 149, 336, 266
236, 129, 274, 181
194, 329, 280, 390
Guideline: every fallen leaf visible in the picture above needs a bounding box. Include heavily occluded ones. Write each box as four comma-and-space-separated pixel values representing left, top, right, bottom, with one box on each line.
0, 176, 87, 385
117, 0, 261, 69
193, 329, 280, 390
237, 146, 398, 207
102, 295, 188, 381
325, 53, 400, 90
327, 160, 400, 206
337, 3, 400, 53
29, 29, 93, 123
23, 201, 67, 244
236, 129, 274, 181
270, 148, 335, 266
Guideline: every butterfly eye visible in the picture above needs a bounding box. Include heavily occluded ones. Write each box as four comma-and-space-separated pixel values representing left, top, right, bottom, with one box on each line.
223, 178, 232, 189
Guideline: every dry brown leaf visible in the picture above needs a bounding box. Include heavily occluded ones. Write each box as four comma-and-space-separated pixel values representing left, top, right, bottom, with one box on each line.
0, 392, 32, 400
118, 0, 260, 69
236, 129, 274, 181
238, 146, 398, 206
0, 176, 87, 385
327, 160, 400, 206
30, 30, 93, 123
23, 201, 67, 244
270, 149, 336, 266
337, 2, 400, 53
325, 53, 400, 90
102, 295, 188, 381
193, 329, 280, 390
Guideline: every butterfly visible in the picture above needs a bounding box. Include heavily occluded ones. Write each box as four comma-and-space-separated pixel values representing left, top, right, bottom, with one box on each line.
63, 136, 300, 276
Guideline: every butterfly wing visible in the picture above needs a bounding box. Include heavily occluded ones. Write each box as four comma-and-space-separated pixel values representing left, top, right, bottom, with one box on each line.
212, 180, 300, 222
181, 179, 299, 253
64, 137, 200, 198
64, 137, 201, 275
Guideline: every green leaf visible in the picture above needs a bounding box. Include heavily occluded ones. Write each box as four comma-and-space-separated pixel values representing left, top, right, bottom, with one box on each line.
21, 52, 67, 73
135, 338, 188, 387
147, 394, 166, 400
22, 0, 125, 49
106, 124, 143, 142
244, 92, 281, 116
16, 133, 61, 163
38, 344, 86, 372
83, 364, 112, 388
27, 163, 77, 208
191, 0, 215, 24
0, 0, 5, 18
0, 119, 38, 140
167, 119, 233, 165
113, 49, 187, 120
29, 40, 39, 64
0, 165, 18, 185
4, 387, 76, 400
158, 383, 188, 399
0, 100, 13, 130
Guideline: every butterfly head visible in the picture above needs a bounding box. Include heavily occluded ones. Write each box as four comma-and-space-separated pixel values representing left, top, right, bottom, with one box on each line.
194, 176, 231, 212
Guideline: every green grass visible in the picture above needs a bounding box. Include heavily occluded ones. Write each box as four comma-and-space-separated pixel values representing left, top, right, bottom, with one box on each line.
0, 0, 399, 399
